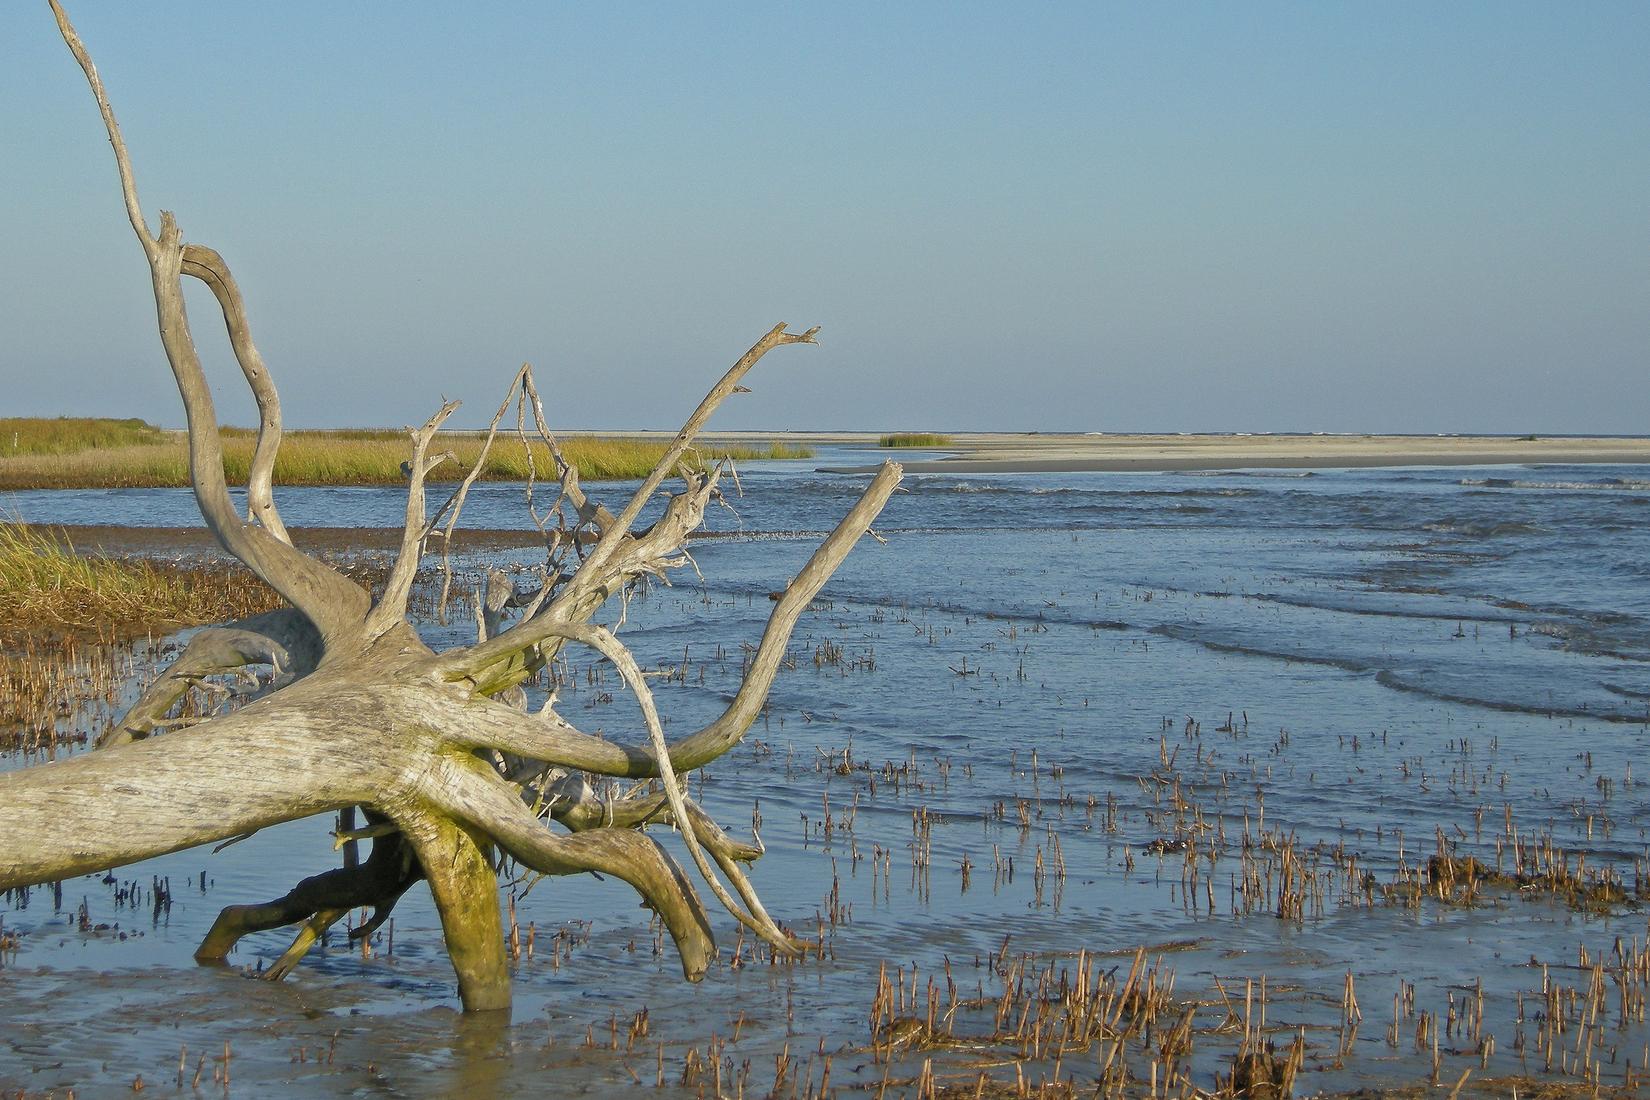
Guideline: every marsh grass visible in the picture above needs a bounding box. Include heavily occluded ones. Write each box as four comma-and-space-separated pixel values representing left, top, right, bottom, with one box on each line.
0, 521, 281, 649
0, 520, 293, 749
0, 416, 166, 456
0, 420, 811, 488
878, 432, 953, 448
0, 642, 130, 753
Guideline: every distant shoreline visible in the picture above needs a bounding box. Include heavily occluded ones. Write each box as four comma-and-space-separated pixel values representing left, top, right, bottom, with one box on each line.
23, 432, 1650, 558
8, 428, 1649, 488
798, 432, 1650, 474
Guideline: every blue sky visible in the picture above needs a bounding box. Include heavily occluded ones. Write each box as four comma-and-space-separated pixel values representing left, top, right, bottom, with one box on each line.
3, 3, 1646, 432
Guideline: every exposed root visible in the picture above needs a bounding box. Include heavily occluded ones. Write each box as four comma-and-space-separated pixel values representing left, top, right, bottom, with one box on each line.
194, 822, 418, 968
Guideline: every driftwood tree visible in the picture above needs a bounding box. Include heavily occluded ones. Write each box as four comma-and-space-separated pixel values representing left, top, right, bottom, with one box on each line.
0, 2, 901, 1012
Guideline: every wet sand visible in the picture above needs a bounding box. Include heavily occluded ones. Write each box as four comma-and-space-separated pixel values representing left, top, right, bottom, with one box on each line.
809, 432, 1650, 473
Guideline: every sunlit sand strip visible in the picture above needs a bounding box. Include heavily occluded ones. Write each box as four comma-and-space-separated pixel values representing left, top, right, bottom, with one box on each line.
809, 433, 1650, 473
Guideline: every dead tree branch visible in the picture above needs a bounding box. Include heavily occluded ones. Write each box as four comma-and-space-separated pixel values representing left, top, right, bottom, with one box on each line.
6, 1, 905, 1014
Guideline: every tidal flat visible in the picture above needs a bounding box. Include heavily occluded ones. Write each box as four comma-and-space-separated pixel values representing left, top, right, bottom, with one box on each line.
3, 443, 1649, 1097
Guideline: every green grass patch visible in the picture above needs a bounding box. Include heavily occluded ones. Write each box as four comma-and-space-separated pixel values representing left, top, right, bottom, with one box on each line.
0, 425, 812, 489
878, 432, 953, 448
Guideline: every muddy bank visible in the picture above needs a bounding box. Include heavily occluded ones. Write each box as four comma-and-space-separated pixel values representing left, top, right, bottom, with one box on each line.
52, 524, 547, 559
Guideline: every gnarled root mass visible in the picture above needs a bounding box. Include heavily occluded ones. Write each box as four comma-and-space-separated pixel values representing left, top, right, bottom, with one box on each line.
0, 2, 903, 1014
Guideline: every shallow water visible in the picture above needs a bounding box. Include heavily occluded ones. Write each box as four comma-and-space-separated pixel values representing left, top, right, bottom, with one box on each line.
4, 452, 1650, 1096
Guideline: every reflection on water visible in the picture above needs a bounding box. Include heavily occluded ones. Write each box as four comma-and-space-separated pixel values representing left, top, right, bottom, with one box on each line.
4, 455, 1650, 1095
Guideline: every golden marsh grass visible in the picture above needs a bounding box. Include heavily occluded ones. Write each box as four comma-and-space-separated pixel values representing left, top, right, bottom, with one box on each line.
0, 521, 289, 749
0, 419, 813, 489
0, 521, 282, 649
1, 416, 166, 456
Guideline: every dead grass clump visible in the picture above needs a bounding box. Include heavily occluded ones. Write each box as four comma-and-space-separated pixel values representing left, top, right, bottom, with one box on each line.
1223, 1032, 1304, 1098
1383, 833, 1633, 913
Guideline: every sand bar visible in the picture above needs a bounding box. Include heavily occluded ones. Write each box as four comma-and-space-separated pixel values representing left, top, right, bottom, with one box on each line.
805, 433, 1650, 474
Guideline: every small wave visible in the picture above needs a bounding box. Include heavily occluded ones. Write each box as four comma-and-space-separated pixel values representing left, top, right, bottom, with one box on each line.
1147, 624, 1377, 674
1421, 519, 1544, 537
1250, 591, 1525, 625
1174, 470, 1317, 479
697, 524, 1103, 541
1375, 670, 1650, 723
1114, 487, 1260, 499
1604, 682, 1650, 702
681, 579, 1137, 633
1489, 599, 1636, 626
905, 480, 1036, 496
905, 480, 1261, 501
1460, 477, 1650, 492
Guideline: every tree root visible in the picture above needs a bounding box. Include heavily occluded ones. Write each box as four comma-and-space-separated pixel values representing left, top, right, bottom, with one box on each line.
194, 818, 417, 968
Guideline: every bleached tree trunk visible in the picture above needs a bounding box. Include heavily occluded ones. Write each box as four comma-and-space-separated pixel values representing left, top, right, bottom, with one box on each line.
2, 1, 901, 1014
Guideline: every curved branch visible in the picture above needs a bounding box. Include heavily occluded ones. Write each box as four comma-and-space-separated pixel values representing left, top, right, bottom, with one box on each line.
665, 459, 900, 765
552, 790, 759, 862
502, 621, 800, 952
49, 1, 152, 254
195, 828, 418, 965
179, 244, 289, 543
365, 399, 462, 636
571, 323, 818, 586
552, 791, 779, 939
97, 608, 321, 748
156, 230, 370, 643
53, 2, 371, 647
446, 461, 903, 776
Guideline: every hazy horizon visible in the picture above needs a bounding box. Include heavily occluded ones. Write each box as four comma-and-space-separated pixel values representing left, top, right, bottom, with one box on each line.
4, 4, 1646, 435
9, 418, 1650, 441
